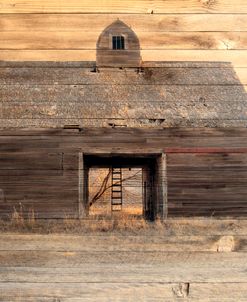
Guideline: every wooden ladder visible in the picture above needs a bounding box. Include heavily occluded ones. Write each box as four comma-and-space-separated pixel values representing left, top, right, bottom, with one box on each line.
111, 167, 123, 211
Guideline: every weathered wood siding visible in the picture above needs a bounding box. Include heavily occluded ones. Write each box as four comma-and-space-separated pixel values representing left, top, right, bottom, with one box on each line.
0, 62, 246, 128
0, 1, 247, 218
0, 128, 246, 218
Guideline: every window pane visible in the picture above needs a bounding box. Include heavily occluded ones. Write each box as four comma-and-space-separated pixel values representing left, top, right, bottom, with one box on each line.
112, 36, 125, 50
121, 36, 125, 50
112, 36, 117, 50
117, 36, 121, 49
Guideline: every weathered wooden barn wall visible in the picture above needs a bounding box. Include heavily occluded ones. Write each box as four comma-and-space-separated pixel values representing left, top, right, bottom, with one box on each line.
0, 1, 247, 218
0, 128, 247, 218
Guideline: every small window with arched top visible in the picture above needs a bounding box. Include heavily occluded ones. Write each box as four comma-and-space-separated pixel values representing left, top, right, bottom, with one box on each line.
112, 36, 125, 50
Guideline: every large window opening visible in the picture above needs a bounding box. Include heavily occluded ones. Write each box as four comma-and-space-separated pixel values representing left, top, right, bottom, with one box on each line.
81, 154, 167, 221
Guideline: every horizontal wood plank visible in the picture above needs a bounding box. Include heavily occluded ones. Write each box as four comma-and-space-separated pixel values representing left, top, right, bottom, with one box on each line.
1, 266, 247, 283
0, 234, 245, 252
2, 100, 246, 120
1, 84, 246, 103
1, 282, 247, 301
0, 66, 246, 85
0, 251, 246, 267
0, 0, 247, 14
1, 31, 247, 50
1, 14, 247, 32
0, 50, 247, 67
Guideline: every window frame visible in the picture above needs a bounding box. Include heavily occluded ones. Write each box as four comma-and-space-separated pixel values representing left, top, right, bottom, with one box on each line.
109, 34, 128, 50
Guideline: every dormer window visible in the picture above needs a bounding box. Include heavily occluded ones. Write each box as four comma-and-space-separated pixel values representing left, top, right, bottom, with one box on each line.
112, 36, 125, 50
97, 20, 141, 67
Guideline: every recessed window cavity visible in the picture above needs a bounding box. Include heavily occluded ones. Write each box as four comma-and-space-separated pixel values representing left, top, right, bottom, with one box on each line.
112, 36, 125, 50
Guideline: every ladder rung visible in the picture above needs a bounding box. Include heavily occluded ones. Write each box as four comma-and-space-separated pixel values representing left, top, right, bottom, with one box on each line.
111, 196, 122, 199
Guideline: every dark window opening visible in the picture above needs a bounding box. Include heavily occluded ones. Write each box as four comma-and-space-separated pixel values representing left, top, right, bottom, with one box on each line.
112, 36, 125, 50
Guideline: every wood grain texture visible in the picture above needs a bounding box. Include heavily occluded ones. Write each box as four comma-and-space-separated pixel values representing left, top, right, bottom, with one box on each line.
0, 50, 246, 67
0, 0, 247, 13
1, 282, 246, 301
1, 14, 247, 32
0, 234, 245, 252
0, 128, 247, 218
168, 153, 247, 216
0, 231, 246, 302
1, 31, 247, 50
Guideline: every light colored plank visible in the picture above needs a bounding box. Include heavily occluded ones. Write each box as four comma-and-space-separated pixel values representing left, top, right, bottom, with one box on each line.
1, 265, 247, 283
0, 50, 247, 67
0, 251, 246, 267
0, 282, 247, 301
0, 234, 244, 252
1, 14, 247, 32
0, 0, 247, 14
1, 31, 247, 50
